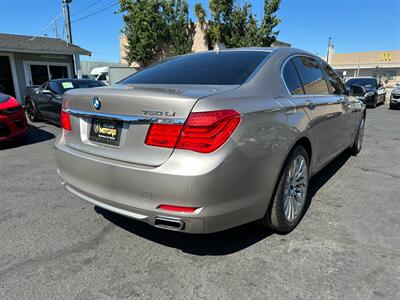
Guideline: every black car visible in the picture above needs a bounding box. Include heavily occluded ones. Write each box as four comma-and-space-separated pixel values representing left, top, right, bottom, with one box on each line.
24, 79, 105, 124
345, 77, 386, 108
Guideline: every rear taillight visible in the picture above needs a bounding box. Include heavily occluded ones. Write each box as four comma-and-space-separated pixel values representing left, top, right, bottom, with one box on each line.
61, 110, 71, 131
145, 109, 240, 153
145, 124, 182, 148
177, 110, 241, 153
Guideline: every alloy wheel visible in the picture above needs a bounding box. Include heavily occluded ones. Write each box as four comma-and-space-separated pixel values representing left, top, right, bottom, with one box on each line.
26, 101, 36, 121
283, 154, 308, 222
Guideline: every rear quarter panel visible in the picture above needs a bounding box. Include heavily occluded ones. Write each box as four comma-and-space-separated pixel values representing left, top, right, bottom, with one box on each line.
193, 70, 311, 217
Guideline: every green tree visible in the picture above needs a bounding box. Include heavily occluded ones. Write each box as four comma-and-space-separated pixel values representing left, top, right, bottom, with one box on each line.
166, 0, 195, 56
259, 0, 281, 46
194, 0, 281, 49
119, 0, 194, 68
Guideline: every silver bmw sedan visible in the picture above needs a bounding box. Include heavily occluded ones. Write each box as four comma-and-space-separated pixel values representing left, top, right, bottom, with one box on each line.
55, 48, 366, 234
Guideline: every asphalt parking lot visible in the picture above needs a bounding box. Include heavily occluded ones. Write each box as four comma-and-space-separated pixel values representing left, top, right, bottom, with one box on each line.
1, 98, 399, 299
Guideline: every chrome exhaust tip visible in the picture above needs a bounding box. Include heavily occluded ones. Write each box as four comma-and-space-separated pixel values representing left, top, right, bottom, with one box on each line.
154, 216, 185, 231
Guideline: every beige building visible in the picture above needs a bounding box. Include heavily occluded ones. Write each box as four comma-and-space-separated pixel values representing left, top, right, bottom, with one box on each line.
329, 49, 400, 85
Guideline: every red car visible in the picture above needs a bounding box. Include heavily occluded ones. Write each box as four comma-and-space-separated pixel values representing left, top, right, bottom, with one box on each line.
0, 93, 28, 142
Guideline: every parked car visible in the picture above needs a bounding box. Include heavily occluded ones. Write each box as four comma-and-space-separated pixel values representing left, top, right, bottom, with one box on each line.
55, 48, 366, 234
390, 86, 400, 109
0, 93, 28, 142
344, 77, 386, 108
24, 79, 105, 125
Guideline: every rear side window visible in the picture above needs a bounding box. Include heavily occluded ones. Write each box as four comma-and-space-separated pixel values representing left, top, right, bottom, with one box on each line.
121, 51, 270, 85
283, 59, 304, 95
292, 56, 330, 95
322, 63, 345, 95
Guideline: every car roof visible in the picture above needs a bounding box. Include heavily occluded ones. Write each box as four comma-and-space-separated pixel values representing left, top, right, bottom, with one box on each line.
229, 48, 328, 67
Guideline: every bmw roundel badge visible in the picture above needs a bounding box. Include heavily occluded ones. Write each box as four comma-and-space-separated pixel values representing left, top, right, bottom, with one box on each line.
93, 97, 101, 110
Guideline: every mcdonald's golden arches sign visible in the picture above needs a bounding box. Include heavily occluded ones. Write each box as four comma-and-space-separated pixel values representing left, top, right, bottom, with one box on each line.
381, 52, 392, 61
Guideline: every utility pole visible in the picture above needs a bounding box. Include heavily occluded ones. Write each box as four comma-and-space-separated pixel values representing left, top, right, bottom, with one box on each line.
62, 0, 81, 79
326, 37, 332, 64
63, 0, 73, 45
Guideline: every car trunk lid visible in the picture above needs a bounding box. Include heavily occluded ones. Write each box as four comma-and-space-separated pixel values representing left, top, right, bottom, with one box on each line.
62, 84, 238, 166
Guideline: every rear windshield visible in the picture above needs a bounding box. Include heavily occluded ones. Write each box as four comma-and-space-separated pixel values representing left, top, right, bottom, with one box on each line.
60, 80, 105, 93
345, 78, 377, 88
121, 51, 270, 85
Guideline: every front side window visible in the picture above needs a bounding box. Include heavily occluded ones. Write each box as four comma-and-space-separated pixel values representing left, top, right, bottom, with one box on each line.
283, 59, 304, 95
40, 81, 48, 90
121, 51, 270, 85
292, 56, 330, 95
97, 74, 107, 81
49, 81, 63, 95
322, 63, 345, 95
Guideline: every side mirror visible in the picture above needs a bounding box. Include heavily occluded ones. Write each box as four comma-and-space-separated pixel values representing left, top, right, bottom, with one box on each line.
349, 85, 364, 97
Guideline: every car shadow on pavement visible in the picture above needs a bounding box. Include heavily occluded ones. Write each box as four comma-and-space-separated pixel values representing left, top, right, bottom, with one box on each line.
306, 150, 351, 204
96, 205, 273, 256
96, 150, 352, 256
0, 124, 55, 150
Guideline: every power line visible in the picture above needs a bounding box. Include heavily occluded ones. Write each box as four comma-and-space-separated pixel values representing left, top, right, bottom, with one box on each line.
72, 2, 119, 24
72, 0, 104, 17
31, 12, 63, 40
30, 1, 118, 40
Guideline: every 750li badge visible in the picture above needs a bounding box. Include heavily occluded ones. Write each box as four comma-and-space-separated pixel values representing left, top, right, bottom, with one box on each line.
142, 109, 176, 117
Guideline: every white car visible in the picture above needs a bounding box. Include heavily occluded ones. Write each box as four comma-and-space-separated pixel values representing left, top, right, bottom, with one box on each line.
390, 86, 400, 109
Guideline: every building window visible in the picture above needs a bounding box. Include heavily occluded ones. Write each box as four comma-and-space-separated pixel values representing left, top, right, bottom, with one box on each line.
373, 69, 396, 81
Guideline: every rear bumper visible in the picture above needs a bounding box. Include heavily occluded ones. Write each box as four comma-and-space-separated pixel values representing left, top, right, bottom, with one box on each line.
390, 102, 400, 109
0, 112, 28, 142
54, 139, 269, 233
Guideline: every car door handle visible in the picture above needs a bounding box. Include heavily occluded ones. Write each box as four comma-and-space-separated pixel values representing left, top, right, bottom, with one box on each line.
305, 100, 316, 110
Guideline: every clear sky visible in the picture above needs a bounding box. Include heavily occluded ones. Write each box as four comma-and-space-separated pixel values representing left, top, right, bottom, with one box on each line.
1, 0, 399, 63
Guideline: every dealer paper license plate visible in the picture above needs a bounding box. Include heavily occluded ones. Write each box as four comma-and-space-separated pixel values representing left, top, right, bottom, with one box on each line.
89, 118, 122, 146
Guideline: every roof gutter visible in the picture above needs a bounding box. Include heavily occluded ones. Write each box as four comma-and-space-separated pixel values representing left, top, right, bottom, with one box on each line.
0, 47, 91, 56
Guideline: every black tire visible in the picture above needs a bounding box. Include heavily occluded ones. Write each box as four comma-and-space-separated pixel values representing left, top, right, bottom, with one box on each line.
371, 96, 377, 108
350, 116, 365, 156
260, 145, 310, 233
25, 99, 39, 122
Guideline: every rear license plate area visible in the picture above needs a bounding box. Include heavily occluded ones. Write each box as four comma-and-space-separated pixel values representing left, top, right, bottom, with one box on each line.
89, 118, 122, 146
